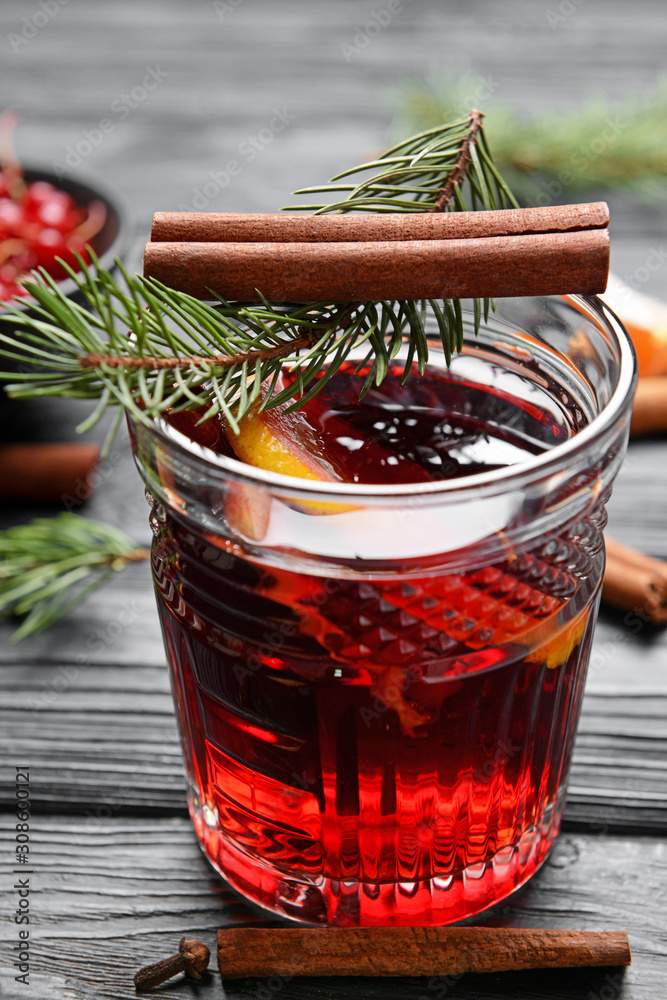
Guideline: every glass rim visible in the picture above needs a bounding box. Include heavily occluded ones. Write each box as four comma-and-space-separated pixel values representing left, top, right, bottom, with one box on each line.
149, 294, 637, 502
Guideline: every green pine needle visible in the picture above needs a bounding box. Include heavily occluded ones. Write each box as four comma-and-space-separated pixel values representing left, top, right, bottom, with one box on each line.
0, 514, 149, 642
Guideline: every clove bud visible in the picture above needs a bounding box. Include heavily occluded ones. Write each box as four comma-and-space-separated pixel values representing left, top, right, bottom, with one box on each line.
134, 937, 210, 991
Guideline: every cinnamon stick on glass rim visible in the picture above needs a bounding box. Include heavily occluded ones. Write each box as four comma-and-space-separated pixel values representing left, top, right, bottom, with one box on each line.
144, 203, 609, 302
151, 202, 609, 243
216, 926, 631, 978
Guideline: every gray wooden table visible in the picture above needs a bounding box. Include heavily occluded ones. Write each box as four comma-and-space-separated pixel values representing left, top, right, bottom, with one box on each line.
1, 1, 666, 997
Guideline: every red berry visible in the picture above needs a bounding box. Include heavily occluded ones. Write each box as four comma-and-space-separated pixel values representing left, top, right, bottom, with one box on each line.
33, 227, 66, 266
0, 264, 14, 282
24, 180, 58, 208
37, 190, 76, 230
0, 197, 22, 229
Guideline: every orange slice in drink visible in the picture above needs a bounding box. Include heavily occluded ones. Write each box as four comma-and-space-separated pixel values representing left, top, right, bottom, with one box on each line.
222, 376, 351, 534
227, 383, 340, 484
524, 606, 591, 669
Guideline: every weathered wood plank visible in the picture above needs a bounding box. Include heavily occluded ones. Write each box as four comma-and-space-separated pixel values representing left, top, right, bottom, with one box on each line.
0, 816, 665, 999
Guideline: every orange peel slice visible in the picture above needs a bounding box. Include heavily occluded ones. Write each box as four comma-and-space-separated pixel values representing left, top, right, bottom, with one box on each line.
223, 378, 356, 519
229, 403, 338, 483
525, 606, 591, 669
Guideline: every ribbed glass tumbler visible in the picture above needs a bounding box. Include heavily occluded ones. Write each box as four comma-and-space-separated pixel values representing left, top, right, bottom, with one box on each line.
130, 294, 635, 926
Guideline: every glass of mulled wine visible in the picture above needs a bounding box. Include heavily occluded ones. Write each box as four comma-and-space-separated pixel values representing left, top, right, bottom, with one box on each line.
129, 294, 635, 926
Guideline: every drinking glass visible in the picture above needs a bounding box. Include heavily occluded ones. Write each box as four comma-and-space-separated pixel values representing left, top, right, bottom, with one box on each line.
129, 294, 635, 926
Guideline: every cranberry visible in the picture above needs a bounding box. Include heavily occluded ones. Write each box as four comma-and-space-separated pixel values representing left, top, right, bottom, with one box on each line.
33, 227, 66, 266
0, 197, 23, 228
36, 190, 77, 230
24, 180, 58, 207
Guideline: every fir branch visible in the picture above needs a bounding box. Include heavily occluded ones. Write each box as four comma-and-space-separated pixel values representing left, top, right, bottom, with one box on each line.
0, 113, 522, 640
0, 113, 519, 436
0, 513, 149, 642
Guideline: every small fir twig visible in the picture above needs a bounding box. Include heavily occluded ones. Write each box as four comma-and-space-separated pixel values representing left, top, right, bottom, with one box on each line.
286, 111, 517, 214
431, 109, 484, 211
77, 331, 319, 371
0, 513, 149, 642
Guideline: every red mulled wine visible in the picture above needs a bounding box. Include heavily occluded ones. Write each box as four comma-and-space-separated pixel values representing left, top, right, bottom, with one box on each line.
150, 359, 602, 924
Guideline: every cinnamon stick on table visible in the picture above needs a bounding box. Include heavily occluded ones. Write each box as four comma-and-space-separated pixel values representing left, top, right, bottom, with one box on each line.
630, 377, 667, 437
216, 926, 631, 979
145, 203, 609, 302
0, 442, 99, 502
603, 537, 667, 624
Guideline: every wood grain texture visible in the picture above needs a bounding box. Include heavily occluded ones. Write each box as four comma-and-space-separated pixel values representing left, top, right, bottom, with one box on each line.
1, 1, 667, 997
